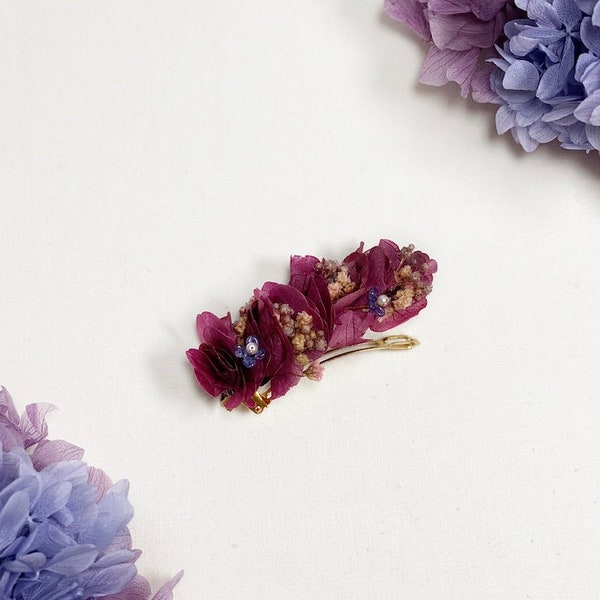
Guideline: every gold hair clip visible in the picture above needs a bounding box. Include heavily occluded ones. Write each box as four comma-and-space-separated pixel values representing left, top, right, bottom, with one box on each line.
241, 334, 419, 413
187, 240, 436, 412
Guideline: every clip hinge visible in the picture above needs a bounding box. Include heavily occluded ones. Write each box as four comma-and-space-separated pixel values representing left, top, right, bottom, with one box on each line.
243, 390, 272, 414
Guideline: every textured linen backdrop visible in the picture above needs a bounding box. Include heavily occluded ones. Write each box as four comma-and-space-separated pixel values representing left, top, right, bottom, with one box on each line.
1, 1, 600, 599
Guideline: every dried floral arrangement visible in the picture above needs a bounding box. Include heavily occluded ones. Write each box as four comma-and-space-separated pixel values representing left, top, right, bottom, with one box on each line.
187, 240, 437, 412
0, 388, 182, 600
385, 0, 600, 154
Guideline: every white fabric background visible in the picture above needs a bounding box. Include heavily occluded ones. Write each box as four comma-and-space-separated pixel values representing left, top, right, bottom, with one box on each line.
2, 1, 600, 598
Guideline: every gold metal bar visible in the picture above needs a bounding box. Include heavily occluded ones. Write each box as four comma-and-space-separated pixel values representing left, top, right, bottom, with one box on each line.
316, 334, 419, 365
231, 334, 419, 414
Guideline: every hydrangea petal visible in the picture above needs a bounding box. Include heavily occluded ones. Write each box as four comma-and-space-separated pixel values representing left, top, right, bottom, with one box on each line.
593, 1, 600, 24
84, 563, 138, 596
0, 490, 30, 551
574, 89, 600, 122
509, 27, 566, 56
420, 46, 479, 96
503, 59, 540, 90
44, 544, 99, 575
385, 0, 509, 101
575, 52, 600, 91
32, 439, 84, 470
585, 122, 600, 147
512, 125, 540, 150
31, 480, 72, 519
574, 0, 596, 14
525, 0, 561, 27
537, 36, 575, 100
3, 552, 47, 573
470, 62, 498, 102
428, 0, 508, 21
19, 403, 55, 448
554, 0, 582, 29
541, 101, 579, 121
580, 16, 600, 55
0, 396, 179, 600
496, 104, 517, 133
528, 119, 559, 141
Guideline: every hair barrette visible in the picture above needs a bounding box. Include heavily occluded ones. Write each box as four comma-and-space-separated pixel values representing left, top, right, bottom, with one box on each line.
186, 240, 437, 413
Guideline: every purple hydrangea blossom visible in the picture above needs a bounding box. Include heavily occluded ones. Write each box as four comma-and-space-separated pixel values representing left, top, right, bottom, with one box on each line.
0, 387, 182, 600
384, 0, 512, 101
491, 0, 600, 152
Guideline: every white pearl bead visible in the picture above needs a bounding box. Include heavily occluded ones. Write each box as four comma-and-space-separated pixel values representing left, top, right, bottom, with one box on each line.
376, 294, 391, 308
246, 342, 259, 356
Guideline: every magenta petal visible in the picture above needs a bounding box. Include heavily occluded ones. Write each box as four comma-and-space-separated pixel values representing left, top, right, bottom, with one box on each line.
186, 347, 244, 399
376, 238, 401, 261
364, 246, 388, 291
328, 311, 371, 349
195, 312, 236, 346
289, 254, 320, 281
370, 298, 428, 332
250, 293, 303, 399
261, 282, 328, 352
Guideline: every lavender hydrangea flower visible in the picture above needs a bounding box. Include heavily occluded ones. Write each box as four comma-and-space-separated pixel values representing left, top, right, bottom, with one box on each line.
0, 387, 182, 600
491, 0, 600, 152
384, 0, 512, 101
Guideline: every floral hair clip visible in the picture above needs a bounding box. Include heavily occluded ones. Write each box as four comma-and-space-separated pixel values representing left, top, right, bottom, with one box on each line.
186, 240, 437, 413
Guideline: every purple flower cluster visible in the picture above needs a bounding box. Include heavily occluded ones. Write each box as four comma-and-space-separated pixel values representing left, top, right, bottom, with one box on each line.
0, 387, 182, 600
491, 0, 600, 152
385, 0, 512, 101
187, 241, 437, 411
384, 0, 600, 156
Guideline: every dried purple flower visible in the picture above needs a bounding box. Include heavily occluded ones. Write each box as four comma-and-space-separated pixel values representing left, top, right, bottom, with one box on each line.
188, 241, 436, 412
384, 0, 512, 101
0, 387, 182, 600
187, 287, 306, 411
291, 240, 437, 349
